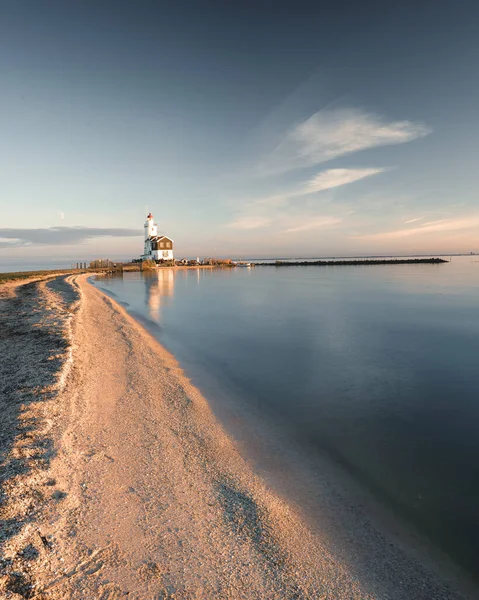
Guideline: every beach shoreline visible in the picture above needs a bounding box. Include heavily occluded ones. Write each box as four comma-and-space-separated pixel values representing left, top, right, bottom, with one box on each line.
0, 274, 475, 598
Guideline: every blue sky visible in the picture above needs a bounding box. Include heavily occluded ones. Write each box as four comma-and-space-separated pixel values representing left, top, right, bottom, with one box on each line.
1, 0, 478, 260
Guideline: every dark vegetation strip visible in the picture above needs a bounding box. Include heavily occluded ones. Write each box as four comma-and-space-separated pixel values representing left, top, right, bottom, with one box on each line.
0, 269, 79, 285
255, 258, 448, 266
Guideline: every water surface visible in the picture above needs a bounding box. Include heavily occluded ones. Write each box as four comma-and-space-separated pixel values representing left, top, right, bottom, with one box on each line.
93, 257, 479, 575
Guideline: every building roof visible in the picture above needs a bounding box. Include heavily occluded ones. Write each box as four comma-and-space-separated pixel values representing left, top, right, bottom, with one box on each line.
147, 235, 174, 242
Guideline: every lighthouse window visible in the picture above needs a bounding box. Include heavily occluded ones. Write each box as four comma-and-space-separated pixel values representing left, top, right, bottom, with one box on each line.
160, 241, 165, 249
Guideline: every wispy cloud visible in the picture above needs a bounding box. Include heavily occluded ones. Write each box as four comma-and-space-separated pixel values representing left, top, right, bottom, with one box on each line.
305, 168, 385, 194
0, 237, 22, 247
261, 108, 431, 174
284, 217, 342, 234
404, 216, 425, 224
228, 167, 384, 230
358, 216, 479, 241
0, 227, 141, 248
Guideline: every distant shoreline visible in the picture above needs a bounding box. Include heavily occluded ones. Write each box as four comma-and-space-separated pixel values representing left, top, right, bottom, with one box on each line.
0, 257, 450, 282
0, 264, 216, 284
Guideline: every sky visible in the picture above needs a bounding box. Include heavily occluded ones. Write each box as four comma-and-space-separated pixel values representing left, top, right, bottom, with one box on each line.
1, 0, 479, 261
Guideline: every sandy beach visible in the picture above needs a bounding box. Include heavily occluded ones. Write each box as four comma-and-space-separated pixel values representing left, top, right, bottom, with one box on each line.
0, 274, 475, 599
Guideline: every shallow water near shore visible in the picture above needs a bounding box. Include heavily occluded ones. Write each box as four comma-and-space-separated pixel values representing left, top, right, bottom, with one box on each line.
92, 257, 479, 577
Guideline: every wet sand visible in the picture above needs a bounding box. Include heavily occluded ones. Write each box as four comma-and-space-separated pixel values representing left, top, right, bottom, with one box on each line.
0, 275, 475, 598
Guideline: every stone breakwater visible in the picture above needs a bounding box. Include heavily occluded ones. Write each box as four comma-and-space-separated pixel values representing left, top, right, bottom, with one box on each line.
255, 258, 448, 266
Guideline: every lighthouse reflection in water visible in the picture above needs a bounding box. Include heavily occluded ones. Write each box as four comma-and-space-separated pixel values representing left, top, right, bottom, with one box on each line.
144, 269, 175, 323
95, 268, 211, 332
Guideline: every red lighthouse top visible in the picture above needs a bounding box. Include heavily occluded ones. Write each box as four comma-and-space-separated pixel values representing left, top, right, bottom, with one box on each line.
147, 213, 153, 219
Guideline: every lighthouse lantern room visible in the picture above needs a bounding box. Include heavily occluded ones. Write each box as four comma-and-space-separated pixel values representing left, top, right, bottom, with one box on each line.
141, 213, 174, 262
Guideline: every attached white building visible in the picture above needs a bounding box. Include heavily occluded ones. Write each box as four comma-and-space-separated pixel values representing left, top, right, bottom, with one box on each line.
141, 213, 174, 261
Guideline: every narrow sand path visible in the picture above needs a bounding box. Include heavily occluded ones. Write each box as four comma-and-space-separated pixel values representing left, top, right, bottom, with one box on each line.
1, 275, 473, 599
40, 277, 374, 599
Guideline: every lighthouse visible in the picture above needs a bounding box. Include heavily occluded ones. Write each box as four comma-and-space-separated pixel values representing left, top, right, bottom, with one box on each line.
144, 212, 157, 243
141, 212, 174, 262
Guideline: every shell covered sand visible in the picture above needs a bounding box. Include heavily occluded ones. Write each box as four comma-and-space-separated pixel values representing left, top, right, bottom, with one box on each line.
0, 275, 473, 599
0, 276, 79, 598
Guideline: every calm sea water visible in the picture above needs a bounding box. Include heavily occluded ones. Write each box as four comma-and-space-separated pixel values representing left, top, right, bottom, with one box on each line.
0, 258, 81, 273
93, 257, 479, 574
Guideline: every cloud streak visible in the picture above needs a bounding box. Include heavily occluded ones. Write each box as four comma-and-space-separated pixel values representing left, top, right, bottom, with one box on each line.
358, 216, 479, 241
305, 168, 385, 194
404, 216, 425, 224
0, 227, 141, 248
228, 167, 384, 230
261, 108, 431, 174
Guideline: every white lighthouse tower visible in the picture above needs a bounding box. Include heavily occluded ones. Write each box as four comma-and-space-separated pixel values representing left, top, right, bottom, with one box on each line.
144, 213, 157, 255
141, 212, 174, 262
